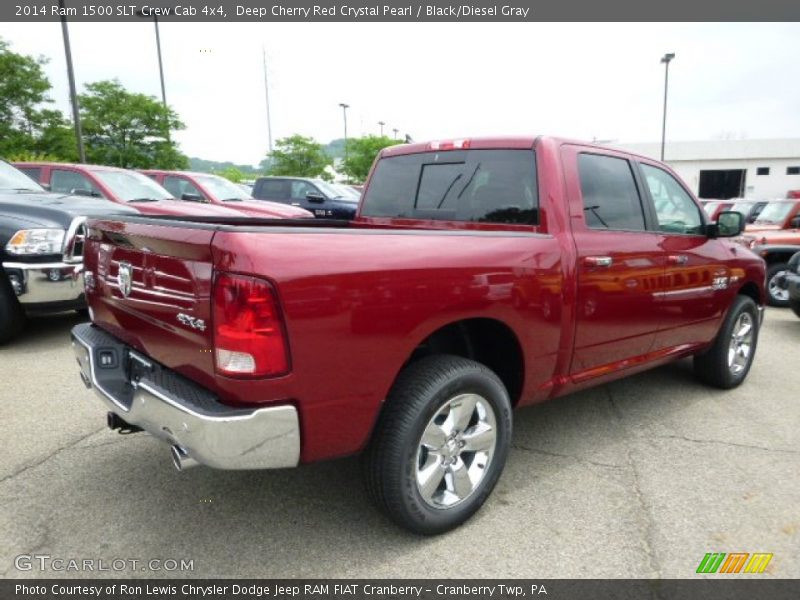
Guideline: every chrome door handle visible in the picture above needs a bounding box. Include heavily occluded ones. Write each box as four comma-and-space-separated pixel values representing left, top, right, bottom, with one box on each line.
667, 254, 689, 265
584, 256, 613, 267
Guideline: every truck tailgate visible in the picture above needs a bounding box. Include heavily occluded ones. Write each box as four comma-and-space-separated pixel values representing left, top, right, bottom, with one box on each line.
84, 219, 218, 390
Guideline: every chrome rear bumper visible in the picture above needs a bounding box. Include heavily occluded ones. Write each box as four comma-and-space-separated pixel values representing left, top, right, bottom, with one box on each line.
71, 323, 300, 470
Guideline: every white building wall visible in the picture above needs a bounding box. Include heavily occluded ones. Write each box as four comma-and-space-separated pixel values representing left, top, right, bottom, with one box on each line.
614, 139, 800, 199
668, 159, 800, 199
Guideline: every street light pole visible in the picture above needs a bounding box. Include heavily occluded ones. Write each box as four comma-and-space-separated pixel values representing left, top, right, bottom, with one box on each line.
378, 121, 385, 136
58, 0, 85, 163
339, 103, 349, 162
392, 128, 398, 140
660, 52, 675, 161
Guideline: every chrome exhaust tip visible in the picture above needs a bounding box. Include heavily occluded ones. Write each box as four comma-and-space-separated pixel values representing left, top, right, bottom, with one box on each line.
170, 445, 199, 471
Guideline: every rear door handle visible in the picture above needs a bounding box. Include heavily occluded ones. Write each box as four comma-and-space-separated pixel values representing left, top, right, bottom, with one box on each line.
667, 254, 689, 265
583, 256, 613, 268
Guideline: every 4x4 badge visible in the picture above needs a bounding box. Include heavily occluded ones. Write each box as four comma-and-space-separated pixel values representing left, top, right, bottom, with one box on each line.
177, 313, 206, 332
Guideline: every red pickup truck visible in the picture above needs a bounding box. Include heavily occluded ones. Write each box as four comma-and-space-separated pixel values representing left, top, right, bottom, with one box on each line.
14, 162, 248, 218
71, 136, 765, 534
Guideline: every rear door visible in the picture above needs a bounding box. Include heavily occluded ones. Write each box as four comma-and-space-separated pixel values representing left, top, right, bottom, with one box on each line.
562, 146, 664, 376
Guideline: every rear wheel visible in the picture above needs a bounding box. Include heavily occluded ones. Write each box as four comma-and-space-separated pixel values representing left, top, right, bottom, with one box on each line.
0, 272, 25, 344
766, 263, 790, 307
363, 355, 512, 535
694, 295, 759, 389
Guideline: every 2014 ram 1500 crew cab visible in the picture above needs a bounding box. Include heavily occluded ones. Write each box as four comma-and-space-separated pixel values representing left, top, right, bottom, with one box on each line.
71, 136, 765, 534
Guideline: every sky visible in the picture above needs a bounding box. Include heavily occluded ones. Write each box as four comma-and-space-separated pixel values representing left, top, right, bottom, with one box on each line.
1, 22, 799, 166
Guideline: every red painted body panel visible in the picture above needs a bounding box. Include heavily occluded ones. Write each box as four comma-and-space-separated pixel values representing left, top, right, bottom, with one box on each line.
140, 170, 313, 219
745, 200, 800, 233
82, 136, 767, 464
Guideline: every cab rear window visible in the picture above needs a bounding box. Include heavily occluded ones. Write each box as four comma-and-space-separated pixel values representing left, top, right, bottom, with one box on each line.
361, 149, 537, 224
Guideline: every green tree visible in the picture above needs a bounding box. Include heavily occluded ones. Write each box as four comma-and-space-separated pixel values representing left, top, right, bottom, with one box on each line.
0, 38, 76, 160
267, 135, 332, 180
216, 166, 245, 182
79, 80, 187, 169
340, 135, 401, 183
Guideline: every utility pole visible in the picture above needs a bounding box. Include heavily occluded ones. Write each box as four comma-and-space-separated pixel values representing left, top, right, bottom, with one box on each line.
392, 128, 399, 140
59, 0, 85, 162
660, 52, 675, 161
339, 103, 349, 162
153, 15, 170, 141
263, 47, 274, 153
378, 121, 385, 136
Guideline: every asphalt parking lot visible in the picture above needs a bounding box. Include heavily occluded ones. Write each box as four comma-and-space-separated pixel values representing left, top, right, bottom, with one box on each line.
1, 309, 798, 579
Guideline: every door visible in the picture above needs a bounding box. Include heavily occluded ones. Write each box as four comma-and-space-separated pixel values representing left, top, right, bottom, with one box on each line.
289, 180, 327, 217
163, 175, 207, 203
50, 169, 103, 198
563, 148, 664, 376
638, 161, 734, 348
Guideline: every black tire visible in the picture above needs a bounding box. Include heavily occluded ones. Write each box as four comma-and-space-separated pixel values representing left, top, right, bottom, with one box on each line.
694, 295, 760, 389
766, 263, 790, 307
0, 272, 25, 345
363, 355, 512, 535
790, 298, 800, 319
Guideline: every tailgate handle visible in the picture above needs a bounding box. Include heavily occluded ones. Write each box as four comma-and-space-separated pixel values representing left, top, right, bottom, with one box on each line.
583, 256, 613, 268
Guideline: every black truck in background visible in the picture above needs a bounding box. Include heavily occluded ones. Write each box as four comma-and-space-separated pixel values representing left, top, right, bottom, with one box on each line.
0, 160, 136, 343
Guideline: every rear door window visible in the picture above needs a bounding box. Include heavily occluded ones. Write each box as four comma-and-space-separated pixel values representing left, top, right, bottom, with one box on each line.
577, 154, 646, 231
361, 149, 538, 224
255, 179, 291, 200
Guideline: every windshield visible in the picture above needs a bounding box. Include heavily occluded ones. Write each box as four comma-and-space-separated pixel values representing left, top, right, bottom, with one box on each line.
755, 202, 793, 224
93, 170, 173, 202
0, 161, 45, 192
195, 174, 251, 201
329, 183, 361, 201
310, 179, 349, 200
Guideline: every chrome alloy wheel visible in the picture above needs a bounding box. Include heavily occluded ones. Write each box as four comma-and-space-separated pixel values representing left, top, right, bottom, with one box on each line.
728, 312, 755, 375
768, 269, 789, 303
415, 393, 497, 509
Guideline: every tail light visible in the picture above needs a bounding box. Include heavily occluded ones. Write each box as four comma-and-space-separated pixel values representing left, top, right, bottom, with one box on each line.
213, 273, 289, 378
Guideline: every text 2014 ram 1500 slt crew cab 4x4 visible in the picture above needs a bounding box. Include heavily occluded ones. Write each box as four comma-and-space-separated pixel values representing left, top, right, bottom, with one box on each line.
71, 136, 765, 534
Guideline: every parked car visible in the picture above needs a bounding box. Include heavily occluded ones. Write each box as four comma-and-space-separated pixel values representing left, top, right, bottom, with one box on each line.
786, 251, 800, 317
140, 170, 313, 219
0, 160, 136, 343
702, 200, 734, 220
71, 136, 764, 534
743, 229, 800, 307
13, 162, 249, 218
251, 176, 359, 219
746, 199, 800, 233
728, 199, 768, 224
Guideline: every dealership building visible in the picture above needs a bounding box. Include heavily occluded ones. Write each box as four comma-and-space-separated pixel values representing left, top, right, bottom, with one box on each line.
615, 138, 800, 200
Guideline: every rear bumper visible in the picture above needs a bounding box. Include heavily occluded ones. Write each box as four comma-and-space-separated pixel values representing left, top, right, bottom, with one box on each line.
3, 261, 84, 306
70, 323, 300, 470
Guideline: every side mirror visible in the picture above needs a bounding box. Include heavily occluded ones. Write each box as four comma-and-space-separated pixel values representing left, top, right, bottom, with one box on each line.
306, 192, 325, 203
790, 216, 800, 228
182, 192, 205, 202
716, 211, 745, 237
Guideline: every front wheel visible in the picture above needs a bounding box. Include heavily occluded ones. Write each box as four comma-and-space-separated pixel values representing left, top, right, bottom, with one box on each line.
766, 263, 790, 307
363, 355, 512, 535
694, 295, 760, 389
